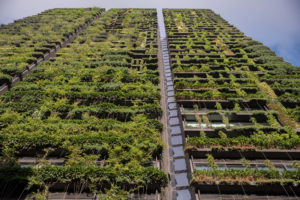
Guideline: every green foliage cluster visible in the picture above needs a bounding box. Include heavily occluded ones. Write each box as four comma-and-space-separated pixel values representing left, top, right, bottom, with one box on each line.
0, 8, 103, 82
186, 129, 300, 151
0, 165, 167, 193
192, 168, 300, 185
0, 8, 166, 197
175, 89, 264, 100
174, 78, 256, 89
192, 155, 300, 186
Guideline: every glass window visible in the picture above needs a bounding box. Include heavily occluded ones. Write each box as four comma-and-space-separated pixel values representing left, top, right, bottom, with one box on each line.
195, 163, 210, 171
200, 123, 208, 128
256, 165, 269, 170
286, 166, 297, 171
226, 164, 245, 170
274, 165, 285, 172
186, 121, 199, 128
195, 163, 227, 171
248, 164, 257, 170
52, 162, 64, 166
218, 164, 227, 171
183, 107, 194, 111
211, 122, 226, 128
20, 163, 32, 168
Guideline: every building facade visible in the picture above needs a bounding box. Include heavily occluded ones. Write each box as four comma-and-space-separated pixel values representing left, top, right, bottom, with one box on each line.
0, 7, 299, 200
163, 9, 300, 200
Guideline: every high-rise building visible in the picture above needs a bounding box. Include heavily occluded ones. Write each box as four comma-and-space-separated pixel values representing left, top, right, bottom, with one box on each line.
163, 9, 300, 200
0, 8, 167, 199
0, 7, 299, 200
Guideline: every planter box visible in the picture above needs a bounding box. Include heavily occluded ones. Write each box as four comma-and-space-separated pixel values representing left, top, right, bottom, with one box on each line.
188, 149, 300, 160
193, 183, 300, 195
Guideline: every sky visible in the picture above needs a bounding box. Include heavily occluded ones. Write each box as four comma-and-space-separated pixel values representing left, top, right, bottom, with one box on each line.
0, 0, 299, 66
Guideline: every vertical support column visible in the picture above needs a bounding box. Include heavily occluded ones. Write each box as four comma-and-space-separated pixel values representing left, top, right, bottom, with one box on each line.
158, 9, 193, 200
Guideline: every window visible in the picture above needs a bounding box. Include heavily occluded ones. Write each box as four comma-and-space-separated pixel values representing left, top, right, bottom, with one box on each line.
274, 165, 285, 172
218, 164, 227, 171
285, 166, 297, 171
20, 163, 32, 168
195, 163, 210, 171
193, 161, 297, 173
226, 164, 245, 170
256, 164, 270, 170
